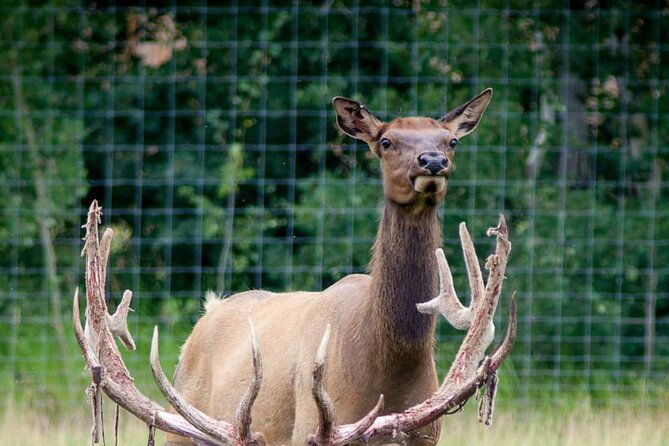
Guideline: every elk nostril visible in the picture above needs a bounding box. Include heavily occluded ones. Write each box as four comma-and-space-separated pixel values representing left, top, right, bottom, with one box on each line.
441, 157, 448, 168
418, 154, 428, 167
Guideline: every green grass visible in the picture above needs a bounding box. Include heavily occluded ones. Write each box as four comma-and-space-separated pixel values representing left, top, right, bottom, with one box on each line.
442, 400, 669, 446
2, 397, 668, 446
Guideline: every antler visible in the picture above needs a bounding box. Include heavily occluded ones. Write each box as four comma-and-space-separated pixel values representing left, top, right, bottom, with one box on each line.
307, 325, 385, 446
73, 201, 265, 446
307, 214, 516, 444
74, 201, 515, 446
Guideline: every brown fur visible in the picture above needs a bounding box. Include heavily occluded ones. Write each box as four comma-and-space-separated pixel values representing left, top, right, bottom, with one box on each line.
166, 90, 492, 446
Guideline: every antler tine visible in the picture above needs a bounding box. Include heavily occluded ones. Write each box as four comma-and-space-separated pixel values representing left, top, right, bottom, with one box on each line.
416, 248, 471, 330
491, 291, 517, 371
150, 327, 235, 445
309, 324, 335, 445
308, 324, 385, 446
483, 214, 511, 308
98, 227, 112, 296
81, 200, 102, 259
235, 319, 266, 446
459, 222, 484, 312
107, 289, 136, 351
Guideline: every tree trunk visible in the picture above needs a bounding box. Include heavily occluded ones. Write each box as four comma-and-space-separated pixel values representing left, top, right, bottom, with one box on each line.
10, 58, 69, 370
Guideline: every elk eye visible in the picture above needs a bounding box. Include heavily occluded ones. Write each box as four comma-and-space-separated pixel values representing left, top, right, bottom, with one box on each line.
449, 138, 458, 149
380, 138, 392, 150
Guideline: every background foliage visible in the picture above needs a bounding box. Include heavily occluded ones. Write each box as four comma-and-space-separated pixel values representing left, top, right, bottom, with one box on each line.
0, 0, 667, 413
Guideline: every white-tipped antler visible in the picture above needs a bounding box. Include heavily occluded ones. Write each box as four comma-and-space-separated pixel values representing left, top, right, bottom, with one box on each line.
416, 221, 486, 330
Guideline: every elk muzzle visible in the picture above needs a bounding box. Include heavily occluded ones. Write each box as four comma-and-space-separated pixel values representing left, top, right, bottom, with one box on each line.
413, 151, 448, 194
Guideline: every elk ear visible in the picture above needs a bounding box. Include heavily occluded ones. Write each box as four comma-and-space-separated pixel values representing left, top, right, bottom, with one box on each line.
332, 97, 384, 145
439, 88, 493, 139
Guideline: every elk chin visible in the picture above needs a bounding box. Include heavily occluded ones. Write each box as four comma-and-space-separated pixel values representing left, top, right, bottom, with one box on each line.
413, 176, 446, 194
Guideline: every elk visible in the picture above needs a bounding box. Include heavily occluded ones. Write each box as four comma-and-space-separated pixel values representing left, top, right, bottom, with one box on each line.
73, 89, 517, 446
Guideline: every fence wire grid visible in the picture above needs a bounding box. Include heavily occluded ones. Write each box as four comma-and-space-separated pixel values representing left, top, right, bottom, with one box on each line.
0, 1, 668, 413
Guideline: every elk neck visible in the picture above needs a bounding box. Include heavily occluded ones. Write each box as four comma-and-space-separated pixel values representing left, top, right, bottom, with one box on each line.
367, 199, 442, 362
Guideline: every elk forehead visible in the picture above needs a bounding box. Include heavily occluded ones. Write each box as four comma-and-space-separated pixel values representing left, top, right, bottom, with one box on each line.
382, 127, 452, 148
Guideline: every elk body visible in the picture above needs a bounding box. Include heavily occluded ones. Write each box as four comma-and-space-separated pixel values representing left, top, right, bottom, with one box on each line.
74, 90, 516, 446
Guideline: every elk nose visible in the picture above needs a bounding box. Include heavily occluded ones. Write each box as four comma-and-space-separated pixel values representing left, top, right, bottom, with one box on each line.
417, 152, 448, 175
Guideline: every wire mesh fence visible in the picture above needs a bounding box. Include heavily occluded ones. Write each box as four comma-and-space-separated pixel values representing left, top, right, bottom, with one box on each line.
0, 1, 667, 413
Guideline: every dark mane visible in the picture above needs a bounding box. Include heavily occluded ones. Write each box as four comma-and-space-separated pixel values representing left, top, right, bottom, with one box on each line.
367, 200, 441, 362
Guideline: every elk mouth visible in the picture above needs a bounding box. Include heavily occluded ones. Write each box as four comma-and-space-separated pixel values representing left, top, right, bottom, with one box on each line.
412, 175, 446, 194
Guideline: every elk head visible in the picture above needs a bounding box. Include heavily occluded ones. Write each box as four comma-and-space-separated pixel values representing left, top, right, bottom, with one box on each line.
333, 89, 493, 208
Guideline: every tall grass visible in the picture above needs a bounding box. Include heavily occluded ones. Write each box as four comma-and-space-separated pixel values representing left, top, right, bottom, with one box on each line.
2, 397, 667, 446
